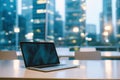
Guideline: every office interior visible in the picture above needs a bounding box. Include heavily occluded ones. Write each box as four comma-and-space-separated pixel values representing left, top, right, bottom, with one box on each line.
1, 0, 120, 79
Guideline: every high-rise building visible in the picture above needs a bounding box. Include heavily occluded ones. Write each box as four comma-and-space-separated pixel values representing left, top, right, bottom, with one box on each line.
116, 0, 120, 42
99, 12, 104, 42
0, 0, 16, 49
22, 0, 33, 33
65, 0, 86, 46
32, 0, 55, 42
86, 24, 96, 34
86, 24, 97, 42
103, 0, 115, 43
21, 0, 33, 41
54, 12, 64, 37
18, 15, 26, 42
54, 11, 64, 46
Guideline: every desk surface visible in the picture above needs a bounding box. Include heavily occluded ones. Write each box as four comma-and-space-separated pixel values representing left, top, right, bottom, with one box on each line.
0, 60, 120, 80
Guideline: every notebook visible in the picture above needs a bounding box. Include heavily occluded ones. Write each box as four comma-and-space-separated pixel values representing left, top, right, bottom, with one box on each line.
20, 42, 78, 72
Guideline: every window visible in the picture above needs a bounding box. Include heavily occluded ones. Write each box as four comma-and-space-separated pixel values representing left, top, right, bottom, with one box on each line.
0, 0, 119, 50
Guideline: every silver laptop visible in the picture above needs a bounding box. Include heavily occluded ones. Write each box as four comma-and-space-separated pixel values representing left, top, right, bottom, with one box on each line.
20, 42, 78, 72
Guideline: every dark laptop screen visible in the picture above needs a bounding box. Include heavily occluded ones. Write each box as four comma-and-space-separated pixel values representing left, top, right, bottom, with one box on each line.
20, 42, 60, 67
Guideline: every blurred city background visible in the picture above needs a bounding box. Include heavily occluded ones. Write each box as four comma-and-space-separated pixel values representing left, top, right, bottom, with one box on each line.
0, 0, 120, 51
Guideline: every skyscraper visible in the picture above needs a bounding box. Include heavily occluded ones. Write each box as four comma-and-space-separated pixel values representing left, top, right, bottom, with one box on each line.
54, 11, 64, 46
65, 0, 86, 46
86, 24, 97, 43
32, 0, 55, 42
86, 24, 96, 34
22, 0, 33, 33
103, 0, 115, 43
0, 0, 16, 49
99, 12, 104, 42
116, 0, 120, 42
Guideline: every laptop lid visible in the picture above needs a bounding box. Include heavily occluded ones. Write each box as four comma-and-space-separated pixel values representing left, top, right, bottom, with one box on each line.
20, 42, 60, 68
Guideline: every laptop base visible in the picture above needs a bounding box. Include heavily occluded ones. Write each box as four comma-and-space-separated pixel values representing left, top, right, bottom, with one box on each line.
28, 64, 79, 72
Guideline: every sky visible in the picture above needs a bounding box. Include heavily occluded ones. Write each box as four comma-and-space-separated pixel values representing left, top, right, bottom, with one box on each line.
86, 0, 102, 24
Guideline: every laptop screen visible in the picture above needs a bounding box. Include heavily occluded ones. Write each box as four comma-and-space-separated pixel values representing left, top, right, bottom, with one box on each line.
20, 42, 60, 67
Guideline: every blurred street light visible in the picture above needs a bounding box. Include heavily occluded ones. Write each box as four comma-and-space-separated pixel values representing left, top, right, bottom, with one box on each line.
25, 32, 33, 40
104, 25, 112, 31
81, 32, 85, 38
103, 31, 109, 37
14, 27, 20, 33
103, 25, 112, 43
105, 39, 109, 43
73, 27, 79, 33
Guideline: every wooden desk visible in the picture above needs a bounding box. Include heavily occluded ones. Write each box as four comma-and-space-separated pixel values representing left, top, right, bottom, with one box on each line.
1, 60, 120, 80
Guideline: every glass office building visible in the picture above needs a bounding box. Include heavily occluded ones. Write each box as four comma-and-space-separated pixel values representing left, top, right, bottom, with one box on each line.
116, 0, 120, 42
65, 0, 86, 46
0, 0, 16, 50
0, 0, 120, 50
32, 0, 55, 42
102, 0, 115, 43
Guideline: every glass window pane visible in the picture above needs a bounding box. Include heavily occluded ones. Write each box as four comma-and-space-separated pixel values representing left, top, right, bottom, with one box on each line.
0, 0, 120, 51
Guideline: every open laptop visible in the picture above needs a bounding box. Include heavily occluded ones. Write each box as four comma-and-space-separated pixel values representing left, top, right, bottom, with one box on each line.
20, 42, 78, 72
